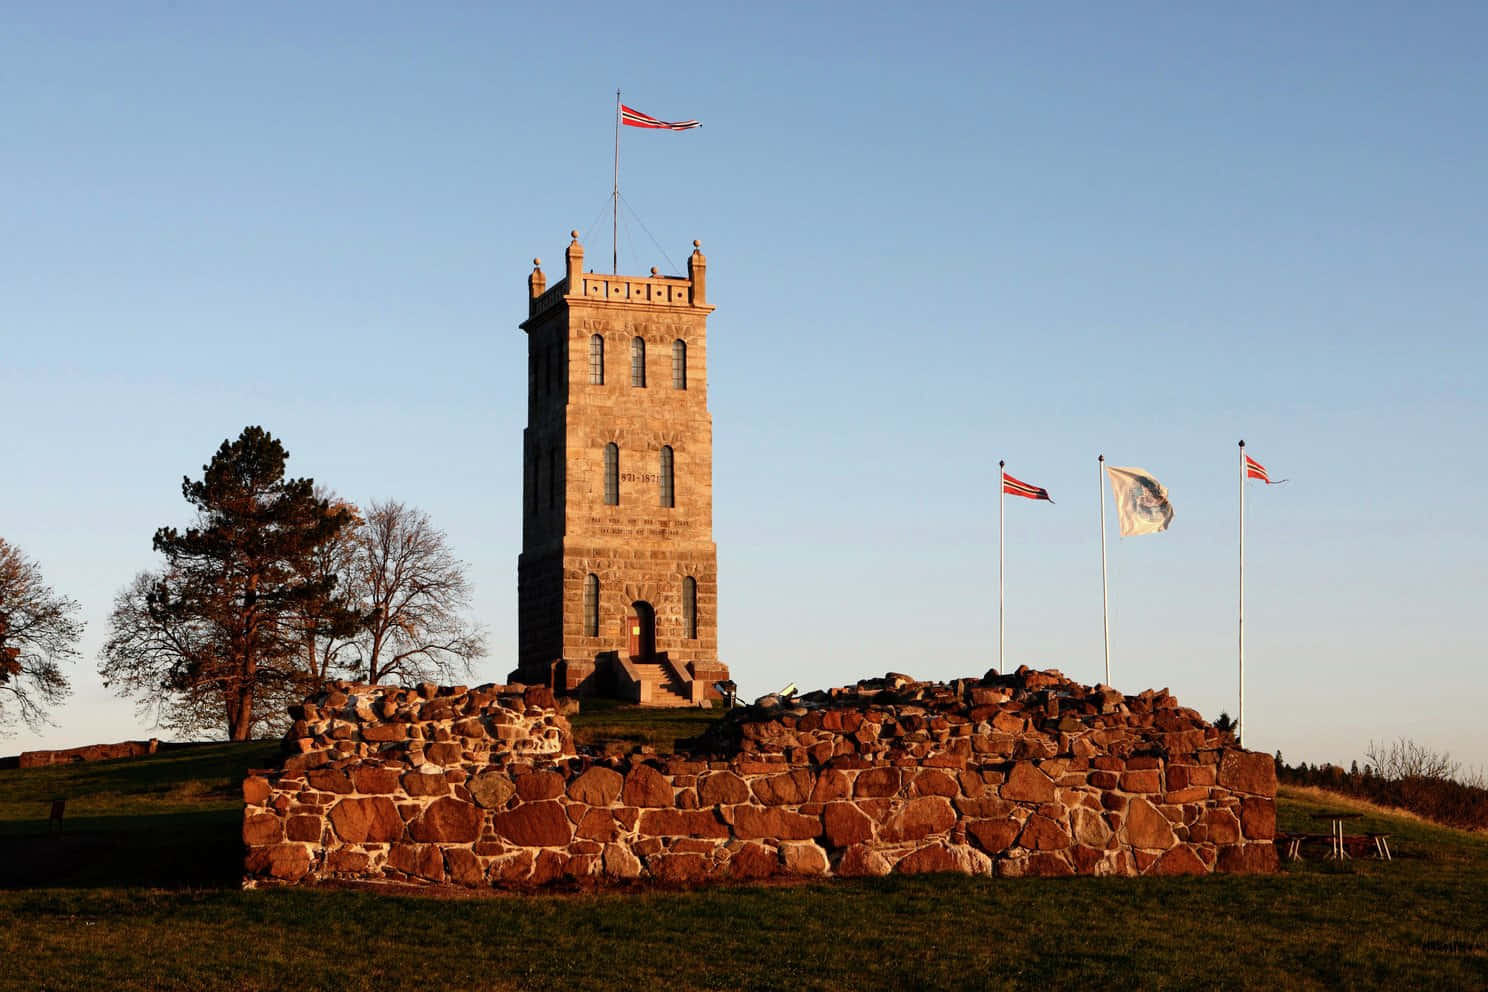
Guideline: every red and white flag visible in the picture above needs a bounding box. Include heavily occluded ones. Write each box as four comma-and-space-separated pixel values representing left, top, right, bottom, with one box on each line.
621, 105, 701, 131
1002, 472, 1052, 502
1245, 454, 1285, 484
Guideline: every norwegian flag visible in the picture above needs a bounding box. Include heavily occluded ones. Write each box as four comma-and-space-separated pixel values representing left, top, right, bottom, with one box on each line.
1245, 455, 1285, 484
1002, 472, 1053, 502
621, 104, 701, 131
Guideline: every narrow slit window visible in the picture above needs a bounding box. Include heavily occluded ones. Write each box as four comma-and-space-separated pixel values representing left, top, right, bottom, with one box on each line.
659, 445, 674, 508
631, 337, 646, 387
603, 443, 619, 505
589, 334, 604, 384
531, 450, 541, 514
549, 447, 560, 509
584, 574, 600, 637
683, 576, 697, 639
672, 339, 686, 389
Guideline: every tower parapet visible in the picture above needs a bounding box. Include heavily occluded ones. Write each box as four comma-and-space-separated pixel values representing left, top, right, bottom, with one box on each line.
527, 234, 712, 322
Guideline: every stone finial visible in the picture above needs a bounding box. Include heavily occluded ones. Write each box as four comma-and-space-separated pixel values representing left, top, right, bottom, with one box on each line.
688, 239, 707, 306
650, 266, 659, 277
565, 232, 585, 291
528, 257, 546, 301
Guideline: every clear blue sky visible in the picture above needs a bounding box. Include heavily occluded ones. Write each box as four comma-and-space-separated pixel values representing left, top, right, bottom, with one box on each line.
4, 2, 1485, 770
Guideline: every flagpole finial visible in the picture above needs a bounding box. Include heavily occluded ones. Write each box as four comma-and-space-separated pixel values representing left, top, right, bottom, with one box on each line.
1239, 439, 1246, 448
999, 459, 1005, 468
1098, 454, 1105, 463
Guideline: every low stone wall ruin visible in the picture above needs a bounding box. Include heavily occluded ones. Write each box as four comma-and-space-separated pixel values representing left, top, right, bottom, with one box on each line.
242, 668, 1278, 888
18, 738, 159, 768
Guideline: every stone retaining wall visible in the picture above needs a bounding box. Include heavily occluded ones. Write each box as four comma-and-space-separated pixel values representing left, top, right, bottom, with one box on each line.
242, 668, 1278, 888
19, 739, 158, 768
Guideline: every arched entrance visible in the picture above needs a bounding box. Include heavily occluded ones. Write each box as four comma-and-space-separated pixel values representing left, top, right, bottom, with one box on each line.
627, 601, 656, 661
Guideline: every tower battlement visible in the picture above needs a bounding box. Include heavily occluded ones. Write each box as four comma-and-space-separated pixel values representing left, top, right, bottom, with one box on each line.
525, 232, 712, 322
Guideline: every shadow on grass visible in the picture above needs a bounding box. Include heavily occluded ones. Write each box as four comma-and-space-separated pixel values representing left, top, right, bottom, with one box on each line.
0, 808, 243, 890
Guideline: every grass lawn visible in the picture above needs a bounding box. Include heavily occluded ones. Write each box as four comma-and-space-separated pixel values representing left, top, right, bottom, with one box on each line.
567, 697, 721, 754
1, 734, 1486, 991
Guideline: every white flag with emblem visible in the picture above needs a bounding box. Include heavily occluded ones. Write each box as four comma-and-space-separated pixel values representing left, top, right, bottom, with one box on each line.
1105, 465, 1174, 536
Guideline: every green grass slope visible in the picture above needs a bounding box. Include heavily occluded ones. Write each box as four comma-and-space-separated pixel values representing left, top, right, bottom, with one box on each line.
0, 729, 1484, 991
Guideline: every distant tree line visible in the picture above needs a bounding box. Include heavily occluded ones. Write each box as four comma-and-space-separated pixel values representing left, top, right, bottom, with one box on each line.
1275, 739, 1488, 831
0, 425, 486, 741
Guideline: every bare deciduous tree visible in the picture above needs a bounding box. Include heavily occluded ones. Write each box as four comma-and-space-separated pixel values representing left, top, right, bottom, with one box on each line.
287, 490, 365, 685
0, 538, 83, 733
1364, 738, 1461, 782
350, 500, 485, 685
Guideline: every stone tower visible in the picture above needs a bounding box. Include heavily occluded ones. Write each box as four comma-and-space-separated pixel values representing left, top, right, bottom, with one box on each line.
510, 232, 729, 705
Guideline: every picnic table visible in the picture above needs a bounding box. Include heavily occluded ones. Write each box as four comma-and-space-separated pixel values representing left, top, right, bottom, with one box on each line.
1279, 812, 1392, 862
1311, 811, 1363, 859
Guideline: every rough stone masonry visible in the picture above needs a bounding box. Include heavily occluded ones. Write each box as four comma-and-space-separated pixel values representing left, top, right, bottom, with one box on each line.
242, 667, 1278, 888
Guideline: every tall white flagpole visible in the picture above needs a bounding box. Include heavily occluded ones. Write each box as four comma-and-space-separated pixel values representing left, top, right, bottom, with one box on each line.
999, 460, 1006, 675
1238, 439, 1246, 746
613, 90, 621, 274
1098, 454, 1110, 686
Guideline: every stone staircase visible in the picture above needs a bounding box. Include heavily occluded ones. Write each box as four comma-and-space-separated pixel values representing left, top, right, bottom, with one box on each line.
631, 660, 695, 707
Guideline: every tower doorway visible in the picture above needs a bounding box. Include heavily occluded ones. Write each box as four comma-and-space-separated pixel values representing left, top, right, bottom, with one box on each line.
628, 601, 656, 660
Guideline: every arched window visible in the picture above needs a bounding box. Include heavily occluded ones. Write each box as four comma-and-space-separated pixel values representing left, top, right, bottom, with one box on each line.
584, 574, 600, 637
631, 337, 646, 387
603, 443, 619, 505
672, 339, 687, 389
589, 334, 604, 385
658, 446, 674, 508
682, 576, 697, 639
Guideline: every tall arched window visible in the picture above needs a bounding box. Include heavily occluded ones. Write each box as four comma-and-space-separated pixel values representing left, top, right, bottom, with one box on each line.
589, 334, 604, 384
584, 574, 600, 637
682, 576, 697, 639
631, 337, 646, 387
658, 446, 674, 507
603, 443, 619, 505
672, 339, 687, 389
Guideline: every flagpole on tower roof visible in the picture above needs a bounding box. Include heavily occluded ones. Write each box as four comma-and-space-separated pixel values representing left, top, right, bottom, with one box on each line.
613, 89, 621, 274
